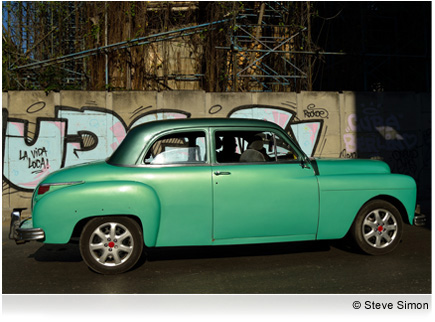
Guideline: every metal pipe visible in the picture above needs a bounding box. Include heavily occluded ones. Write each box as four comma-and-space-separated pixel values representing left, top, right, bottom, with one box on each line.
216, 46, 348, 56
105, 1, 108, 88
237, 27, 307, 76
11, 16, 243, 71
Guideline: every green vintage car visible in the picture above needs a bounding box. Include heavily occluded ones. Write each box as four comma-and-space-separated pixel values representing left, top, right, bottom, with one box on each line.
10, 118, 421, 274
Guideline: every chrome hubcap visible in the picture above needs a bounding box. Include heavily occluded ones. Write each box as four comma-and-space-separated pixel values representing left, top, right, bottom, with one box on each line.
362, 209, 398, 248
89, 222, 134, 266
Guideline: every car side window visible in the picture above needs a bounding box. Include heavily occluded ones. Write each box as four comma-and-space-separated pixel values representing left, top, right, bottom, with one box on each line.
215, 130, 299, 164
144, 131, 207, 165
215, 132, 242, 163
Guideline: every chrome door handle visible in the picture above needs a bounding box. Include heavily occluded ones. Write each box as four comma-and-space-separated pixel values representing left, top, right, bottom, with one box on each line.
214, 171, 231, 176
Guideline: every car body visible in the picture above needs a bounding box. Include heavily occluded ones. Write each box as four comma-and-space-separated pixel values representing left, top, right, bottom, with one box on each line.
10, 118, 420, 274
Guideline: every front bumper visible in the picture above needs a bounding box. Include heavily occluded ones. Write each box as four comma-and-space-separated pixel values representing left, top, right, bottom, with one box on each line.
413, 214, 426, 226
9, 208, 45, 244
413, 204, 426, 227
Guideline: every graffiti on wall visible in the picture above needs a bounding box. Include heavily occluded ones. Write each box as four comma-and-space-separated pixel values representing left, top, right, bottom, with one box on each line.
343, 107, 418, 154
3, 92, 430, 222
3, 106, 190, 191
228, 104, 323, 157
3, 102, 325, 192
340, 105, 425, 181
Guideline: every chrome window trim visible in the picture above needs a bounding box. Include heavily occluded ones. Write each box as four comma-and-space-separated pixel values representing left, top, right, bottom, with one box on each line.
137, 128, 210, 167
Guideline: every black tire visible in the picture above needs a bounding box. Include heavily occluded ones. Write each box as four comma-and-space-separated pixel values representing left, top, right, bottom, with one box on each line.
79, 216, 143, 274
350, 200, 403, 255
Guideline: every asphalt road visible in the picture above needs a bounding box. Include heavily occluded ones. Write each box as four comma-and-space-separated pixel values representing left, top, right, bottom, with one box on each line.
2, 223, 431, 294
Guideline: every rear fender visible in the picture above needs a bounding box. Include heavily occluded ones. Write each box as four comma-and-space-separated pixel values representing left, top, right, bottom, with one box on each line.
33, 181, 161, 245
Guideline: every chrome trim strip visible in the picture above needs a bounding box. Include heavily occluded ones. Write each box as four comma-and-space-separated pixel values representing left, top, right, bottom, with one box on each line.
40, 181, 84, 187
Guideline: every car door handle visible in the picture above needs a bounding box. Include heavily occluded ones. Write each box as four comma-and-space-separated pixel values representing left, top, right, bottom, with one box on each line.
214, 171, 231, 176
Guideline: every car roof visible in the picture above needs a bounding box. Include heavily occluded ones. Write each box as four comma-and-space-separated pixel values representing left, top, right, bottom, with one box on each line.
131, 117, 283, 133
109, 118, 285, 165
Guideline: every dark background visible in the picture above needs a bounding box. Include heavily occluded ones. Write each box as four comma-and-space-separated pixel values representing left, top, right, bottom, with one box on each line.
312, 1, 431, 92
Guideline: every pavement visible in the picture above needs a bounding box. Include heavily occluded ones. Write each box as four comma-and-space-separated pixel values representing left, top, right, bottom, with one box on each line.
2, 222, 431, 294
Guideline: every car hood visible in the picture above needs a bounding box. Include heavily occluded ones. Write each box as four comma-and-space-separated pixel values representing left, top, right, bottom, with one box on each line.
312, 158, 391, 176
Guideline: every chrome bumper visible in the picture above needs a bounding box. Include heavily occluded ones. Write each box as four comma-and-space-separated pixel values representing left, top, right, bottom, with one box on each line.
414, 214, 426, 226
9, 208, 45, 244
413, 204, 426, 227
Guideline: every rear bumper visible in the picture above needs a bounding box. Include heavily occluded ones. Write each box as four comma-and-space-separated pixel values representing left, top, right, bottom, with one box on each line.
9, 208, 45, 244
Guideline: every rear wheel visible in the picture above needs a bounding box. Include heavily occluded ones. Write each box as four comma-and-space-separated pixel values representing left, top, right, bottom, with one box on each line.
80, 216, 143, 274
350, 200, 403, 255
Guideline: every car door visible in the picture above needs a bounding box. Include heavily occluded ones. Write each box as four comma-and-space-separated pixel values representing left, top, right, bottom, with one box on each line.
211, 128, 319, 244
137, 129, 213, 246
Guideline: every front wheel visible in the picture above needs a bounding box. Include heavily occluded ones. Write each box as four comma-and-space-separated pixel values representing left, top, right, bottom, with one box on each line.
80, 216, 143, 274
350, 200, 403, 255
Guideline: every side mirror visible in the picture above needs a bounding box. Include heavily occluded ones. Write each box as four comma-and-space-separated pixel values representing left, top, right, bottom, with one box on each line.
300, 156, 311, 169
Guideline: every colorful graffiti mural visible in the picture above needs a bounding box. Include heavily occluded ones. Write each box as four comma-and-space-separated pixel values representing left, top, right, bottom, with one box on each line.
2, 102, 324, 191
3, 91, 429, 201
3, 106, 190, 191
229, 106, 323, 157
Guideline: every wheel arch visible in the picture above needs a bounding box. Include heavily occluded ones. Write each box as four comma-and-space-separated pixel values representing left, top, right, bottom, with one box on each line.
71, 214, 146, 244
364, 195, 411, 225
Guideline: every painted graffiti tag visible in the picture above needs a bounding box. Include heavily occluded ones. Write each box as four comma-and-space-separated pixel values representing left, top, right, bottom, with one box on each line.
19, 147, 50, 174
4, 118, 65, 190
26, 101, 46, 114
208, 104, 223, 115
390, 149, 419, 176
339, 148, 357, 159
303, 104, 329, 119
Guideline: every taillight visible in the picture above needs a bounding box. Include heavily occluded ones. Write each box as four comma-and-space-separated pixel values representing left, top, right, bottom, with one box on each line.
37, 185, 50, 195
36, 181, 84, 196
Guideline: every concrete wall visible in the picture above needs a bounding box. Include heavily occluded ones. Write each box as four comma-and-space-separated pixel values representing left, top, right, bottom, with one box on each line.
2, 90, 431, 222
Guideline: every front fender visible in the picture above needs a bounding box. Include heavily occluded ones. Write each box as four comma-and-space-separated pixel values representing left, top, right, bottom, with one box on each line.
33, 181, 161, 245
317, 173, 416, 240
